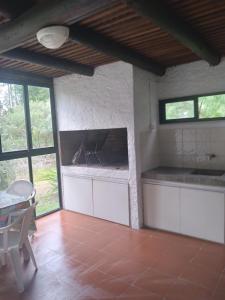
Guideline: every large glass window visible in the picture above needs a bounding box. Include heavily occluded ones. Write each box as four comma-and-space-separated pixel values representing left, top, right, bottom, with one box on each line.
0, 83, 27, 152
0, 158, 29, 190
28, 86, 54, 148
32, 154, 60, 216
159, 92, 225, 123
0, 81, 61, 216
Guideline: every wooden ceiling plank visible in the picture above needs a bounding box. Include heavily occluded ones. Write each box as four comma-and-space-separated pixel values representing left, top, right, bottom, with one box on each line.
126, 0, 221, 65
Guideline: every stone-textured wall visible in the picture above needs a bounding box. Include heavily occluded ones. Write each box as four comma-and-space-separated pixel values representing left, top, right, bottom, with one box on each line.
54, 61, 142, 228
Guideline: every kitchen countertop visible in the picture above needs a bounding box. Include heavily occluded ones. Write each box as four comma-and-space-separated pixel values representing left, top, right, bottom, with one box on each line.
142, 167, 225, 188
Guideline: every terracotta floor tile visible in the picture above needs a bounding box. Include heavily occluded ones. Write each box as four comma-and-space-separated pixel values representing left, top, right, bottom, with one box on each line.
102, 258, 149, 284
152, 252, 187, 277
213, 293, 225, 300
151, 230, 208, 250
119, 285, 162, 299
67, 243, 105, 267
214, 273, 225, 296
82, 232, 117, 251
1, 210, 225, 300
80, 275, 130, 299
43, 255, 89, 286
100, 231, 147, 257
192, 249, 225, 273
179, 262, 221, 291
133, 268, 176, 297
86, 251, 115, 270
164, 243, 200, 262
203, 242, 225, 256
165, 278, 213, 300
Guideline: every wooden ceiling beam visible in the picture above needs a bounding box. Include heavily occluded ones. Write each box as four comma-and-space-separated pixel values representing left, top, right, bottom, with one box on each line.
69, 24, 166, 76
0, 68, 52, 84
126, 0, 221, 65
0, 0, 117, 54
1, 48, 94, 76
0, 0, 35, 19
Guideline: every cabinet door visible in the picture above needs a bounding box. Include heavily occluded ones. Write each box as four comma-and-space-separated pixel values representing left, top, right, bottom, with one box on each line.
180, 188, 224, 243
143, 183, 180, 233
93, 180, 129, 226
62, 175, 93, 216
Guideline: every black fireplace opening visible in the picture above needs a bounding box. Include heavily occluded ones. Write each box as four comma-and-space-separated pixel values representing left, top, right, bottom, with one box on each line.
59, 128, 128, 168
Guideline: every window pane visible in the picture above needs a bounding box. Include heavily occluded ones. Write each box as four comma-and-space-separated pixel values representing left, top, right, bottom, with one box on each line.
165, 100, 194, 120
28, 86, 54, 148
0, 83, 27, 152
0, 158, 29, 190
32, 154, 59, 216
198, 94, 225, 119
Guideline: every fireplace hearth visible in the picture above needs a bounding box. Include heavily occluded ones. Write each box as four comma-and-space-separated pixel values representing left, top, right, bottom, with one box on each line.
59, 128, 128, 168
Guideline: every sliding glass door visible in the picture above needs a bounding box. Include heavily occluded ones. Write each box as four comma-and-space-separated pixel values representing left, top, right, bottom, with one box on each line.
0, 81, 61, 217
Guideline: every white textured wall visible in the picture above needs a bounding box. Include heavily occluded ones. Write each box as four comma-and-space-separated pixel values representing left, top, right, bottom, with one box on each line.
55, 62, 133, 131
54, 61, 141, 228
158, 58, 225, 99
133, 67, 159, 172
133, 66, 159, 224
157, 58, 225, 169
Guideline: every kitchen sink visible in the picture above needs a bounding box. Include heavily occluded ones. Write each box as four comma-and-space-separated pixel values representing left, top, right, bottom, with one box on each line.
191, 169, 225, 176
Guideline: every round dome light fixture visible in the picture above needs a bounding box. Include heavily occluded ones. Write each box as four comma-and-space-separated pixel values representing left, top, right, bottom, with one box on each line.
36, 25, 69, 49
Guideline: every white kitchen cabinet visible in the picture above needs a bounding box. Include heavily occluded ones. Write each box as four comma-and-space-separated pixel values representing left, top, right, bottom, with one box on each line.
143, 183, 180, 233
62, 175, 93, 216
180, 188, 224, 243
93, 180, 129, 226
143, 181, 225, 243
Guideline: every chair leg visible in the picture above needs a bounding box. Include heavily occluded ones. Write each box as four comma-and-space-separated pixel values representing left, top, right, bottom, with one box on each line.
9, 248, 24, 293
1, 253, 7, 266
24, 238, 38, 270
22, 244, 30, 262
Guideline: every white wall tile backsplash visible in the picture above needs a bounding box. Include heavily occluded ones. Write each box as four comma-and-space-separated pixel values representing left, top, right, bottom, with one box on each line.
159, 127, 225, 169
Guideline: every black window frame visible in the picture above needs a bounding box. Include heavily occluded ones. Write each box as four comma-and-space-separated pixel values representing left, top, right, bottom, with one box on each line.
0, 71, 62, 218
159, 91, 225, 124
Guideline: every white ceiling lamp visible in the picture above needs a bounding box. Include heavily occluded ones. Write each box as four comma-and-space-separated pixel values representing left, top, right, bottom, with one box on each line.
36, 25, 69, 49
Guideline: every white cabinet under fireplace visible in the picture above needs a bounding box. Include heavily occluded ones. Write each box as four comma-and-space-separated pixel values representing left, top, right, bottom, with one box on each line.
63, 176, 93, 216
93, 180, 129, 225
62, 174, 129, 226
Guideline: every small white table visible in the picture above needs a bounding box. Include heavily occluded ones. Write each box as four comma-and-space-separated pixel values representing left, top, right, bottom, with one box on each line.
0, 191, 27, 227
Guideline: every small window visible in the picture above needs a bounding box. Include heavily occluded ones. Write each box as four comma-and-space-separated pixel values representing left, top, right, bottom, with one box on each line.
165, 100, 194, 120
198, 94, 225, 119
159, 92, 225, 123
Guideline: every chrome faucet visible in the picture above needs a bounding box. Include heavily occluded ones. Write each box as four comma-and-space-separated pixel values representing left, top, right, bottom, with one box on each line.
206, 153, 216, 160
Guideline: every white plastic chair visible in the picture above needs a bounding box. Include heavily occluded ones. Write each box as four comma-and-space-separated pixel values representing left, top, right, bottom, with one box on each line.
6, 180, 36, 204
0, 203, 38, 293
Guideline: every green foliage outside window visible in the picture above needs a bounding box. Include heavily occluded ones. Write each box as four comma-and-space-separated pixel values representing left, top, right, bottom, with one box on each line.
161, 93, 225, 123
198, 94, 225, 118
0, 84, 53, 151
166, 100, 194, 120
0, 84, 59, 215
